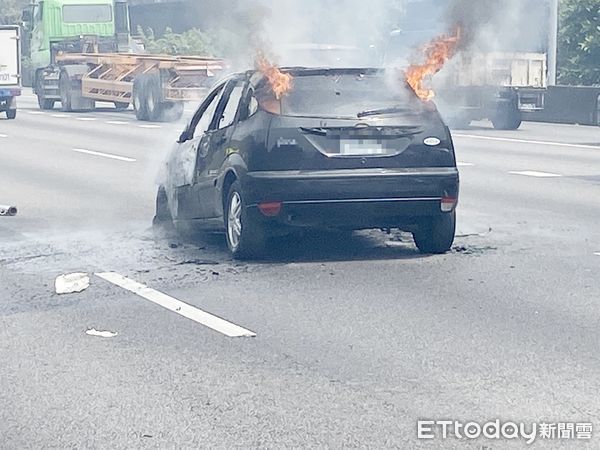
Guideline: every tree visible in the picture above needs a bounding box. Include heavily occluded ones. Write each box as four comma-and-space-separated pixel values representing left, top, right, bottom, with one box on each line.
0, 0, 29, 25
558, 0, 600, 86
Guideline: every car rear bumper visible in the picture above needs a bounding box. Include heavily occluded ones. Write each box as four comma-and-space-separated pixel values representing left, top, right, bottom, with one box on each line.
243, 167, 459, 229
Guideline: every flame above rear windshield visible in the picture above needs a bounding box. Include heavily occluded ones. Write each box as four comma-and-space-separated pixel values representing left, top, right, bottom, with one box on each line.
256, 53, 294, 100
405, 28, 461, 101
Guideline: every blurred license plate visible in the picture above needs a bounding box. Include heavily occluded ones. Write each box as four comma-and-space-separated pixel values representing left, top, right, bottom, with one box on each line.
340, 140, 385, 156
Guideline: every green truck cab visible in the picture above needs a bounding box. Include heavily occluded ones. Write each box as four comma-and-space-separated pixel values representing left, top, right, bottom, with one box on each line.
22, 0, 129, 109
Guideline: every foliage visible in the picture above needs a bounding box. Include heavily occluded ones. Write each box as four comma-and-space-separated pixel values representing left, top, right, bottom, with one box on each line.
138, 27, 217, 57
0, 0, 29, 25
558, 0, 600, 86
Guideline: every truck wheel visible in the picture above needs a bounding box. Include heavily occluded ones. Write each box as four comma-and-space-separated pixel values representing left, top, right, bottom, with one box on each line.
413, 212, 456, 254
133, 77, 149, 121
225, 181, 267, 260
145, 74, 164, 122
492, 106, 522, 130
162, 102, 184, 122
59, 71, 73, 112
114, 101, 129, 110
36, 75, 55, 111
6, 109, 16, 120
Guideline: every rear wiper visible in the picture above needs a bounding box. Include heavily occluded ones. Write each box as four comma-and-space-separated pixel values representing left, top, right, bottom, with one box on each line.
357, 106, 414, 118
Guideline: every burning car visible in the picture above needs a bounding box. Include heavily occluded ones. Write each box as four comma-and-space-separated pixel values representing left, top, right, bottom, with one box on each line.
155, 67, 459, 258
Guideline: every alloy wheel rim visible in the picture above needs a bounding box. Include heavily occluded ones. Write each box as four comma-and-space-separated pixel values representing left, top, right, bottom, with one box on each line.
227, 192, 243, 249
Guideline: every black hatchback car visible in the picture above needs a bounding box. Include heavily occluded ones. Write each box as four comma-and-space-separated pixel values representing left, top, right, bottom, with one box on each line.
155, 68, 459, 258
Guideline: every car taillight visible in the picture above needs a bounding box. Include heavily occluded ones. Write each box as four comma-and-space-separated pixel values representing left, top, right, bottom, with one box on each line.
441, 196, 458, 212
258, 201, 282, 217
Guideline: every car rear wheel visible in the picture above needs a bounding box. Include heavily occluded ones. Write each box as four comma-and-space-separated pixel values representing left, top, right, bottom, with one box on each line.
225, 181, 266, 259
413, 211, 456, 254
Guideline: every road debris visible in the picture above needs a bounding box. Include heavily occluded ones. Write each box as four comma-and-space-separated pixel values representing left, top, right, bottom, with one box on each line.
55, 273, 90, 295
85, 328, 118, 338
457, 227, 493, 238
0, 205, 17, 216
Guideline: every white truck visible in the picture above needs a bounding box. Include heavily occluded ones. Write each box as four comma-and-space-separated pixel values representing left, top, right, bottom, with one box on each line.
433, 52, 548, 130
0, 25, 21, 120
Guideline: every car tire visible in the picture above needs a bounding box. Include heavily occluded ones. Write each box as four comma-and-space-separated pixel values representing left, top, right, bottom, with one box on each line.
6, 109, 16, 120
413, 211, 456, 254
133, 76, 149, 121
225, 181, 266, 259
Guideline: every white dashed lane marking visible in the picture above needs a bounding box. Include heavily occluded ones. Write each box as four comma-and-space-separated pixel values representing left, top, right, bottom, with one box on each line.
106, 121, 130, 125
454, 134, 600, 151
26, 110, 44, 115
595, 252, 600, 257
509, 171, 563, 178
72, 148, 136, 162
95, 273, 257, 338
76, 117, 97, 122
138, 124, 162, 129
0, 134, 7, 138
51, 114, 69, 118
457, 162, 475, 167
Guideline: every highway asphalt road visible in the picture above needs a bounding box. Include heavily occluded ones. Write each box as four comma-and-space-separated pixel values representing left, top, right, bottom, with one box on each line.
1, 92, 599, 449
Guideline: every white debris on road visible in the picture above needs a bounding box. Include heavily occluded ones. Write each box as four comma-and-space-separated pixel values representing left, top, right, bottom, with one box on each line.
0, 205, 18, 216
55, 273, 90, 295
85, 329, 118, 338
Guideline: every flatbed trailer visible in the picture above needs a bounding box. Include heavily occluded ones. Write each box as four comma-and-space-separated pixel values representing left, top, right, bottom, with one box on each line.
37, 52, 225, 121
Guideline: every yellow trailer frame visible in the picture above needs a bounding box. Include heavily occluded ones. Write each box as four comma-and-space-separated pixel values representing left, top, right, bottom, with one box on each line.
56, 52, 225, 104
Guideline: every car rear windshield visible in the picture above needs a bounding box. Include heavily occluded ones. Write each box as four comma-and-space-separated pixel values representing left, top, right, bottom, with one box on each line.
257, 71, 424, 119
62, 5, 113, 23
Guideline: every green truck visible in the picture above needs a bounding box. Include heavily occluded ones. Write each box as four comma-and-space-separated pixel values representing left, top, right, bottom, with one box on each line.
22, 0, 224, 121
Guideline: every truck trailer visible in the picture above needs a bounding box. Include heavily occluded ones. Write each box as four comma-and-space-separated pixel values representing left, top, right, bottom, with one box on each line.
386, 0, 552, 130
0, 25, 22, 120
22, 0, 224, 121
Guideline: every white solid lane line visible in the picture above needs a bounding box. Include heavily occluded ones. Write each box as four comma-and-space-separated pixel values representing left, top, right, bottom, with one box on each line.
72, 148, 136, 162
95, 272, 257, 338
454, 133, 600, 151
509, 171, 562, 178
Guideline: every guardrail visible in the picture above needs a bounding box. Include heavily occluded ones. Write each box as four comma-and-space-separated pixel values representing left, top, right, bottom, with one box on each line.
528, 86, 600, 126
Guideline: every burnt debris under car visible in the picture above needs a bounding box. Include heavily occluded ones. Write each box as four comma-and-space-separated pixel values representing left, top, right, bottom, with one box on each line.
154, 67, 460, 259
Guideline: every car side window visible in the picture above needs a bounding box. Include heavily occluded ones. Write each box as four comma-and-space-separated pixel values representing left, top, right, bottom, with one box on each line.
191, 84, 225, 139
217, 82, 245, 130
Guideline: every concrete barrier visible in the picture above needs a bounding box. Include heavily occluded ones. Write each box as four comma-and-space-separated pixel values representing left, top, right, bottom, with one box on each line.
528, 86, 600, 126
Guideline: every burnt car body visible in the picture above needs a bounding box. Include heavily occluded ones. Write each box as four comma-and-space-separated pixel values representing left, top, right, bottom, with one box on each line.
155, 68, 460, 258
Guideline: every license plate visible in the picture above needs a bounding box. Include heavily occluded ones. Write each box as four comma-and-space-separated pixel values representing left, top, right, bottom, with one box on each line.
340, 139, 385, 156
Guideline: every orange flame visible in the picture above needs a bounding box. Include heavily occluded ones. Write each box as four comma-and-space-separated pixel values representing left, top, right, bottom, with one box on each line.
256, 53, 293, 100
405, 28, 461, 101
